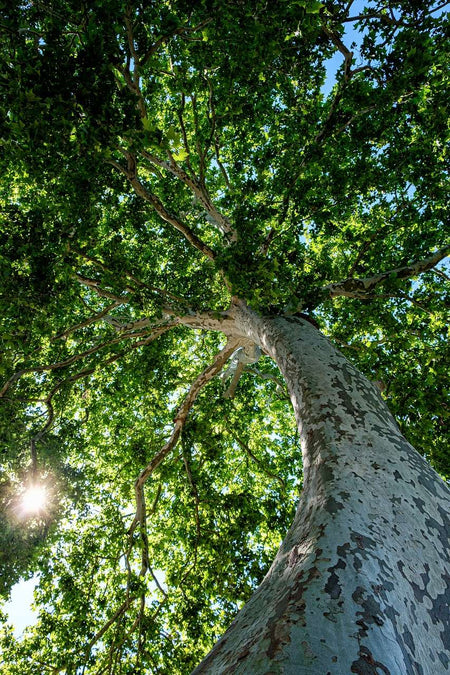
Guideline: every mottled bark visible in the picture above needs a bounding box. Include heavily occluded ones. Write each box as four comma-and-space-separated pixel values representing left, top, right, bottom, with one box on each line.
193, 305, 450, 674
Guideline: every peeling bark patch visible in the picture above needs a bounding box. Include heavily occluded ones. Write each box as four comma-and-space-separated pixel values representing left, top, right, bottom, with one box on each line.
337, 542, 351, 557
332, 375, 366, 424
413, 496, 426, 512
236, 646, 250, 661
351, 647, 391, 674
396, 561, 439, 606
320, 463, 335, 483
265, 590, 295, 659
301, 640, 317, 664
288, 546, 302, 568
326, 495, 345, 513
402, 626, 415, 656
354, 555, 363, 571
438, 651, 449, 668
351, 532, 376, 551
266, 551, 326, 658
325, 570, 342, 599
433, 572, 450, 650
325, 558, 346, 600
352, 587, 384, 637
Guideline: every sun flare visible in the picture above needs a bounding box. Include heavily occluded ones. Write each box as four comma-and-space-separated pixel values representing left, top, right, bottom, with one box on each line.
21, 484, 47, 515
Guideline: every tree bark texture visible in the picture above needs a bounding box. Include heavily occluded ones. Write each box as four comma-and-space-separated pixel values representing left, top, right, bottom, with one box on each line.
193, 308, 450, 674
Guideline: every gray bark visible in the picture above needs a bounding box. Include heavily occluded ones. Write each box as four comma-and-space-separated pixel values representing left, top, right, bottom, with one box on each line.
193, 305, 450, 674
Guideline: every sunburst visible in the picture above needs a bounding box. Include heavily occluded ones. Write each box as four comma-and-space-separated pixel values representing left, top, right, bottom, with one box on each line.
21, 484, 47, 515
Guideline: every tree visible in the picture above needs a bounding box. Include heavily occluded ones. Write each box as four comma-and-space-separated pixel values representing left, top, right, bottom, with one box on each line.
0, 0, 449, 672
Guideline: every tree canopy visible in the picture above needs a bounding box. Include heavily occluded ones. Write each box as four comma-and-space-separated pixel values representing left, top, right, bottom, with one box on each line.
0, 1, 448, 672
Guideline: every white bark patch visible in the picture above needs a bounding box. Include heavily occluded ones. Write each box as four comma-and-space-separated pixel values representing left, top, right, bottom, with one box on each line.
193, 308, 450, 675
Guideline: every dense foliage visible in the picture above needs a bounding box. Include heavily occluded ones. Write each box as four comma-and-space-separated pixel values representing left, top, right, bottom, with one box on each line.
0, 1, 448, 672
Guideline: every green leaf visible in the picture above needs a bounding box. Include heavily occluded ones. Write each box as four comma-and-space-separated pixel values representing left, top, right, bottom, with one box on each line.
172, 148, 189, 161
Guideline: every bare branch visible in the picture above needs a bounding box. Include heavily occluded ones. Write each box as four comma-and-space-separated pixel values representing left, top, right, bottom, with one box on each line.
85, 595, 138, 657
223, 361, 245, 399
342, 4, 446, 26
342, 12, 398, 24
221, 343, 261, 399
322, 25, 353, 81
432, 268, 450, 282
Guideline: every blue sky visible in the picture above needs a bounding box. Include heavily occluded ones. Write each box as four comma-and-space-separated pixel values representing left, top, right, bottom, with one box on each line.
3, 575, 38, 636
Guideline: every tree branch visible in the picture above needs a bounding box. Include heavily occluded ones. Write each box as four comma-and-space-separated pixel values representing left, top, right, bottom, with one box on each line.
111, 152, 217, 259
72, 248, 189, 306
140, 149, 236, 240
229, 432, 286, 490
52, 302, 123, 341
140, 18, 213, 66
129, 338, 241, 537
326, 246, 450, 299
321, 25, 353, 81
75, 273, 134, 303
0, 324, 175, 398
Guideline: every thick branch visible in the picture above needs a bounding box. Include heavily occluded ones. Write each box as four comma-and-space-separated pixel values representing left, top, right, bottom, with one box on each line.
139, 185, 217, 258
326, 246, 450, 299
140, 150, 236, 240
72, 248, 189, 306
111, 153, 216, 259
130, 338, 240, 533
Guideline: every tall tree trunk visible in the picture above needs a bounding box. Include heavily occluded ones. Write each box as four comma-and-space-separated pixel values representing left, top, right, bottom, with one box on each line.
193, 307, 450, 674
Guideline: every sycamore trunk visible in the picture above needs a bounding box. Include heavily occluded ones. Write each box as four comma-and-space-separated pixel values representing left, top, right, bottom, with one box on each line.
193, 309, 450, 674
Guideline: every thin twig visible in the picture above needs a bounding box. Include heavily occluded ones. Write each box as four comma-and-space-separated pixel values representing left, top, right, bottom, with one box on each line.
140, 18, 213, 66
230, 432, 286, 490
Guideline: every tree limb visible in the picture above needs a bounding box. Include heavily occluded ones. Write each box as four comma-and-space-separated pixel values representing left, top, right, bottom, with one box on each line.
140, 149, 236, 240
75, 273, 134, 303
110, 152, 216, 259
72, 248, 189, 306
52, 302, 123, 341
326, 246, 450, 299
0, 324, 176, 399
129, 338, 241, 536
